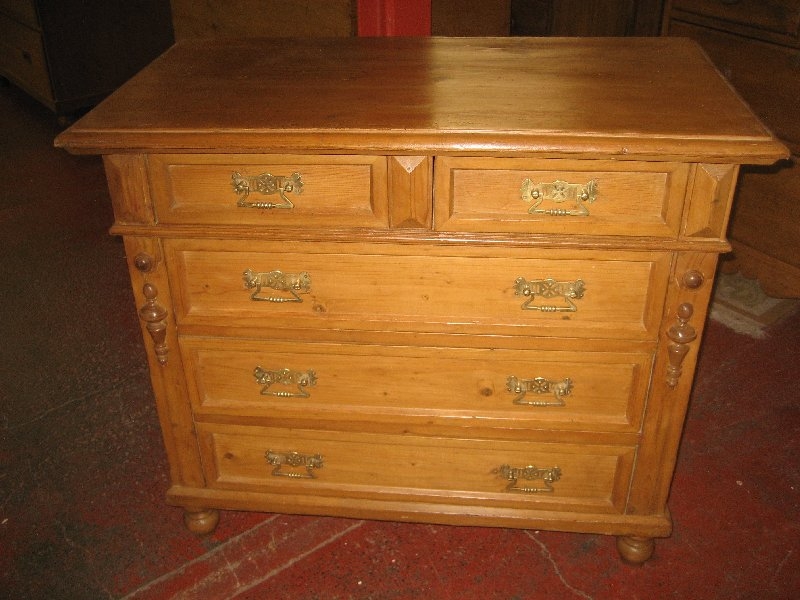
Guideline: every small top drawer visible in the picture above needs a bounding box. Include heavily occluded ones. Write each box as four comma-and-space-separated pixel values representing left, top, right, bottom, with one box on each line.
671, 0, 800, 40
148, 154, 389, 228
433, 157, 689, 237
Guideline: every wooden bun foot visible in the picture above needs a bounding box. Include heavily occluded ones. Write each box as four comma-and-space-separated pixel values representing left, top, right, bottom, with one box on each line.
616, 536, 655, 565
183, 508, 219, 535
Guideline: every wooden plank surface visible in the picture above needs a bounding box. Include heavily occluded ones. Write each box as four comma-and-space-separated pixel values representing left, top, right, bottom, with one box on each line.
56, 37, 787, 162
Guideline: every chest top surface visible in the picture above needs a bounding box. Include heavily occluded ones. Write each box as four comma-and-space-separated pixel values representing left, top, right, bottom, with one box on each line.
55, 37, 786, 163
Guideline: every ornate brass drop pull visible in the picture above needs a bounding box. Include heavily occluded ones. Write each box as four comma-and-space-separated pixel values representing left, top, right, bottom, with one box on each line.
265, 450, 323, 478
243, 269, 311, 302
138, 283, 169, 366
506, 376, 572, 406
494, 464, 562, 493
231, 171, 303, 209
253, 366, 317, 398
514, 277, 585, 312
666, 303, 697, 388
520, 178, 598, 216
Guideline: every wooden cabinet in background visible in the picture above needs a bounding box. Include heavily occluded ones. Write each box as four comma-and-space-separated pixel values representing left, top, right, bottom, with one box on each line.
169, 0, 512, 40
663, 0, 800, 298
433, 0, 511, 36
169, 0, 357, 39
169, 0, 664, 41
511, 0, 665, 36
0, 0, 173, 116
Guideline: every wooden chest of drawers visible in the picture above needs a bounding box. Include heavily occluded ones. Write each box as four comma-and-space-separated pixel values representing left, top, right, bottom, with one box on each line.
56, 37, 787, 564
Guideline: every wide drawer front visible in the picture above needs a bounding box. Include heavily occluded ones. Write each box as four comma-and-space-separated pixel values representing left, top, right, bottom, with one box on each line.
148, 154, 389, 228
166, 241, 671, 340
181, 337, 654, 433
434, 157, 689, 237
197, 424, 635, 514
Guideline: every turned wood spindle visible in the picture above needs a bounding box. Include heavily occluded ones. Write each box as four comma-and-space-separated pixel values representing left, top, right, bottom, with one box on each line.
666, 303, 696, 387
139, 282, 169, 366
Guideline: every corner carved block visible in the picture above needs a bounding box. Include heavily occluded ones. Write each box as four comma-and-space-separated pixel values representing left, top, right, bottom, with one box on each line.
138, 282, 169, 366
683, 164, 737, 238
666, 303, 697, 387
388, 156, 432, 228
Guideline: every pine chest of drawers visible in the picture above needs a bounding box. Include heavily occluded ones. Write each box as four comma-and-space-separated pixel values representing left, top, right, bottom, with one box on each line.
56, 37, 787, 564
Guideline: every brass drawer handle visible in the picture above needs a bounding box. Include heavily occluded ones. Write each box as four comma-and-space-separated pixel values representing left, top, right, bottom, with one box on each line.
243, 268, 311, 302
514, 277, 585, 312
232, 171, 303, 209
253, 366, 317, 398
506, 376, 572, 406
520, 178, 598, 216
494, 464, 561, 493
265, 450, 323, 478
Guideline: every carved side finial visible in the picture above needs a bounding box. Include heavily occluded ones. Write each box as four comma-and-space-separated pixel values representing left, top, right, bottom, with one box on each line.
139, 282, 168, 365
666, 303, 696, 387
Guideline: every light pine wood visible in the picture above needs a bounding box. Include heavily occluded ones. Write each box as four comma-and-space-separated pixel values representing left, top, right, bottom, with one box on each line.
388, 156, 432, 228
103, 154, 155, 226
681, 163, 739, 240
197, 423, 636, 516
55, 37, 787, 564
55, 38, 785, 162
434, 157, 689, 236
148, 154, 389, 228
180, 337, 654, 434
165, 240, 672, 341
121, 236, 205, 489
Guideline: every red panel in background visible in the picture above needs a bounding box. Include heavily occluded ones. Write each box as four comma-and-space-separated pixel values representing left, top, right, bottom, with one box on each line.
357, 0, 432, 36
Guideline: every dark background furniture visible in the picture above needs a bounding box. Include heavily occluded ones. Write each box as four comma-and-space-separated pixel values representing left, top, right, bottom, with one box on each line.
663, 0, 800, 298
0, 0, 173, 117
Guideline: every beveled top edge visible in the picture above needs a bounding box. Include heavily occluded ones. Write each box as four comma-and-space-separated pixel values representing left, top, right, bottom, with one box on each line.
56, 36, 788, 163
55, 128, 788, 163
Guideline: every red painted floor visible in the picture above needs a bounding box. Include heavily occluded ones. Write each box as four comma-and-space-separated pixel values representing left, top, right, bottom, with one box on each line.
2, 82, 799, 600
